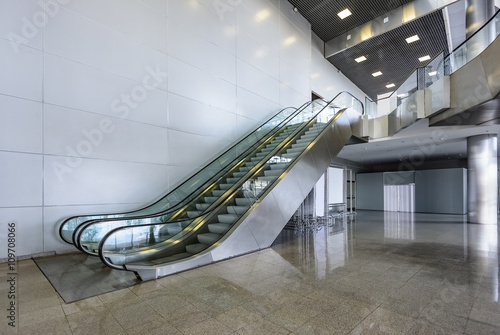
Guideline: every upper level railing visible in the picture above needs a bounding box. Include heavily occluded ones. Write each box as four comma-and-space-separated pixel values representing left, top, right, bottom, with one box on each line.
365, 9, 500, 119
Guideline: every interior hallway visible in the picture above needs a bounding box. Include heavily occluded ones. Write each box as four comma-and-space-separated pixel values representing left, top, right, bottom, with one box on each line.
3, 210, 500, 335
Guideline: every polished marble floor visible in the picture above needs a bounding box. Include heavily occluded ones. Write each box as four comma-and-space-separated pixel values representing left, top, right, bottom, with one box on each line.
1, 210, 500, 334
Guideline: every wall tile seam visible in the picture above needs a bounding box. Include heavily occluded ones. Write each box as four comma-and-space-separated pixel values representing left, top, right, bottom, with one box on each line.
40, 153, 172, 166
40, 201, 148, 208
0, 150, 44, 157
167, 53, 237, 84
49, 5, 169, 54
135, 0, 168, 17
0, 35, 43, 53
43, 51, 168, 92
42, 101, 170, 129
166, 126, 237, 142
0, 92, 44, 104
278, 5, 312, 41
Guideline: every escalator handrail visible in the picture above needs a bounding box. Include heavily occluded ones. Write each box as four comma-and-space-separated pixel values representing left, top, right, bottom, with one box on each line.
59, 103, 309, 244
97, 94, 356, 269
70, 103, 314, 251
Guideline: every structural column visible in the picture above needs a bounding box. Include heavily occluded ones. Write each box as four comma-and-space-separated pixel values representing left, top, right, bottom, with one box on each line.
465, 0, 496, 60
467, 134, 498, 224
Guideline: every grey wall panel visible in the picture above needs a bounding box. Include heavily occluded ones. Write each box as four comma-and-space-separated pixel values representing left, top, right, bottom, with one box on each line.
356, 172, 385, 210
415, 168, 467, 214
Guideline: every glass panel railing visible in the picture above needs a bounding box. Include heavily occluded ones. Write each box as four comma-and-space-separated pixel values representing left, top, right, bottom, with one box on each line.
98, 93, 362, 269
74, 102, 326, 254
367, 10, 499, 121
445, 11, 499, 75
59, 104, 308, 244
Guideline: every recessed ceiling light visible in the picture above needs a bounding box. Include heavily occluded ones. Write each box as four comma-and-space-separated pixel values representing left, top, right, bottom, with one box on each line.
372, 71, 382, 77
386, 83, 395, 88
338, 8, 352, 19
419, 55, 431, 62
428, 71, 437, 76
406, 35, 420, 43
397, 93, 408, 98
355, 56, 367, 63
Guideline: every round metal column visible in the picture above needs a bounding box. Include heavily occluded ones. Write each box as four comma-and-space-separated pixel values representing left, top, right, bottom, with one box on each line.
465, 0, 496, 61
467, 134, 498, 224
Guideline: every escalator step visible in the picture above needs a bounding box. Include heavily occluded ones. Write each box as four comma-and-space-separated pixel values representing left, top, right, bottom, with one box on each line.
197, 233, 221, 245
264, 169, 283, 177
204, 196, 218, 203
287, 147, 304, 154
232, 171, 246, 178
196, 203, 210, 211
149, 252, 191, 265
270, 163, 288, 170
257, 176, 275, 183
282, 152, 299, 159
186, 243, 208, 254
166, 226, 182, 235
225, 177, 239, 183
208, 223, 231, 234
219, 183, 232, 190
212, 190, 225, 196
235, 198, 252, 206
227, 205, 249, 215
187, 211, 201, 218
218, 214, 239, 224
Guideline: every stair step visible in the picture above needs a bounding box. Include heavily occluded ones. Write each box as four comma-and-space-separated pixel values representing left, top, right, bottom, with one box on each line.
196, 203, 210, 211
211, 190, 225, 197
187, 211, 201, 218
149, 252, 191, 265
227, 205, 249, 215
282, 152, 299, 159
218, 214, 239, 224
287, 147, 304, 154
264, 169, 283, 177
219, 183, 232, 190
291, 143, 308, 150
204, 197, 218, 203
208, 223, 231, 234
258, 176, 275, 183
270, 163, 288, 170
235, 198, 253, 206
186, 243, 208, 254
197, 233, 221, 245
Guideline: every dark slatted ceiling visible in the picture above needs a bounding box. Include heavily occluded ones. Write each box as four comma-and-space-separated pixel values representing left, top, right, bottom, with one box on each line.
287, 0, 414, 41
327, 11, 449, 100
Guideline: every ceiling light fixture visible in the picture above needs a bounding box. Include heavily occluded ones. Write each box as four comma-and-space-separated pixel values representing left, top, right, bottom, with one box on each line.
405, 35, 420, 43
397, 93, 408, 98
428, 71, 437, 76
386, 83, 395, 88
372, 71, 382, 77
355, 56, 367, 63
419, 55, 431, 62
338, 8, 352, 19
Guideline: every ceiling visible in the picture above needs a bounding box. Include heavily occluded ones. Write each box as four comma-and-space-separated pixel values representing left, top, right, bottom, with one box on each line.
287, 0, 414, 41
327, 11, 449, 100
288, 0, 450, 99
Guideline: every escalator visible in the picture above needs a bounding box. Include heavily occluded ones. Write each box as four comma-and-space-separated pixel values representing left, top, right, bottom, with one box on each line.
59, 103, 310, 249
60, 92, 363, 280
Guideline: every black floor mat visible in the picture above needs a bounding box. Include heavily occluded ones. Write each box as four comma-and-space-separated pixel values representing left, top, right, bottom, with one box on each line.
33, 252, 139, 303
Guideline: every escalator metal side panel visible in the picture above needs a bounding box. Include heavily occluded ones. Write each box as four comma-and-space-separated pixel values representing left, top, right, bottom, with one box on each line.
129, 112, 353, 279
212, 111, 352, 258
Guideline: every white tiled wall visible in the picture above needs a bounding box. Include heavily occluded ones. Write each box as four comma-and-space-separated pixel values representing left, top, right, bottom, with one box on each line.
0, 0, 368, 259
